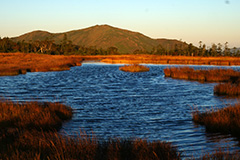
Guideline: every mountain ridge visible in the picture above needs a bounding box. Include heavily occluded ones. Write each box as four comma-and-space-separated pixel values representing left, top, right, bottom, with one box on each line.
11, 25, 188, 53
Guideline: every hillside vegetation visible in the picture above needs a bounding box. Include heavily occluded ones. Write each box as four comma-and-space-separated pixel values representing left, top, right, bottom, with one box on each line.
10, 25, 187, 54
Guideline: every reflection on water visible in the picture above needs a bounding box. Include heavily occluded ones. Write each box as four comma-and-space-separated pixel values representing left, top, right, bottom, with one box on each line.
0, 63, 240, 157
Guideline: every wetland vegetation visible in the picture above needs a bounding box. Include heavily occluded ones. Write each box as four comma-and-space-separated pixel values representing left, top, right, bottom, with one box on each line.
164, 67, 240, 96
119, 64, 150, 72
1, 52, 240, 159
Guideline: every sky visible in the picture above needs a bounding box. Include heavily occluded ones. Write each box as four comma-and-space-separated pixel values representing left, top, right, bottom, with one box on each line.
1, 0, 240, 48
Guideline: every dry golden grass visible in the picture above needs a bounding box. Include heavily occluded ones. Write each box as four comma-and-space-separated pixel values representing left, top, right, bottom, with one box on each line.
0, 53, 83, 76
192, 103, 240, 137
164, 67, 240, 96
100, 54, 240, 65
0, 100, 73, 132
1, 53, 240, 76
214, 83, 240, 96
119, 64, 150, 72
164, 67, 240, 83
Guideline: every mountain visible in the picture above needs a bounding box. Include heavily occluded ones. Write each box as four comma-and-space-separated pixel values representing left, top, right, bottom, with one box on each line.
12, 25, 188, 53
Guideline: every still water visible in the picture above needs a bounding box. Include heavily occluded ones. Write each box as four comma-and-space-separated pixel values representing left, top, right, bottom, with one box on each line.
0, 63, 240, 157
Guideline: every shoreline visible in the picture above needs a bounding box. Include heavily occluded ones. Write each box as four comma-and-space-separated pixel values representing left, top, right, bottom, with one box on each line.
1, 53, 240, 76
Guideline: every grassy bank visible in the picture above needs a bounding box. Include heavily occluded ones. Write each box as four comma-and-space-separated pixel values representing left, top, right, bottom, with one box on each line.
119, 64, 150, 72
100, 55, 240, 66
164, 67, 240, 82
164, 67, 240, 96
0, 100, 180, 160
1, 53, 240, 76
0, 53, 82, 76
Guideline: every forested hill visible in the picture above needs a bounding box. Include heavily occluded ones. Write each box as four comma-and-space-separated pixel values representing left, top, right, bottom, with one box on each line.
11, 25, 188, 54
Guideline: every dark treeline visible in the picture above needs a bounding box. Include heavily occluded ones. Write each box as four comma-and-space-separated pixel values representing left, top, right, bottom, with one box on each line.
142, 41, 240, 57
0, 36, 119, 55
0, 36, 239, 56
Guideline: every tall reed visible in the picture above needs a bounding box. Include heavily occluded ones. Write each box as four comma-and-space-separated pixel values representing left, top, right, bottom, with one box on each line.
192, 103, 240, 137
214, 83, 240, 96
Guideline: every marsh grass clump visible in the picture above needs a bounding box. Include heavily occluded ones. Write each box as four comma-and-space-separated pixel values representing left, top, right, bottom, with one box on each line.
164, 67, 240, 97
214, 83, 240, 96
192, 103, 240, 137
119, 64, 150, 72
0, 100, 73, 131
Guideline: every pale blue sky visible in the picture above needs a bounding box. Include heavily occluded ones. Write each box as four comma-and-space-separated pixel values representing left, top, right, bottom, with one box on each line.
1, 0, 240, 47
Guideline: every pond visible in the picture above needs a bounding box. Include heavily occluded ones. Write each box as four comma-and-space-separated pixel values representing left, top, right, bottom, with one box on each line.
1, 63, 240, 158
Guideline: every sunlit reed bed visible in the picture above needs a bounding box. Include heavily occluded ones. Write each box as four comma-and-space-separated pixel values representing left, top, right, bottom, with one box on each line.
164, 67, 240, 82
164, 67, 240, 96
0, 100, 73, 133
0, 100, 180, 160
0, 53, 82, 76
214, 83, 240, 96
119, 64, 150, 72
192, 103, 240, 137
101, 55, 240, 66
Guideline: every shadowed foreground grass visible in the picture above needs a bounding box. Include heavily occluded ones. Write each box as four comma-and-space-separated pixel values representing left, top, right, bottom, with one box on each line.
214, 83, 240, 96
192, 103, 240, 137
191, 104, 240, 159
191, 150, 240, 160
0, 100, 180, 160
119, 64, 150, 72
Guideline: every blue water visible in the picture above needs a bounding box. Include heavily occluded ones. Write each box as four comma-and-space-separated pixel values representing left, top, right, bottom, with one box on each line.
0, 63, 240, 158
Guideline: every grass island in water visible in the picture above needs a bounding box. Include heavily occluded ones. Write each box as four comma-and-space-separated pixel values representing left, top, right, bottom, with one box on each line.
119, 64, 150, 72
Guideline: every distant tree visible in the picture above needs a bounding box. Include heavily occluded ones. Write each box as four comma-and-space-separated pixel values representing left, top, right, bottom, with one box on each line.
224, 42, 230, 56
199, 41, 202, 49
107, 47, 119, 55
209, 43, 217, 57
0, 37, 14, 52
232, 47, 237, 56
217, 43, 222, 56
60, 34, 68, 54
154, 44, 166, 55
187, 43, 194, 56
236, 50, 240, 57
201, 44, 207, 56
